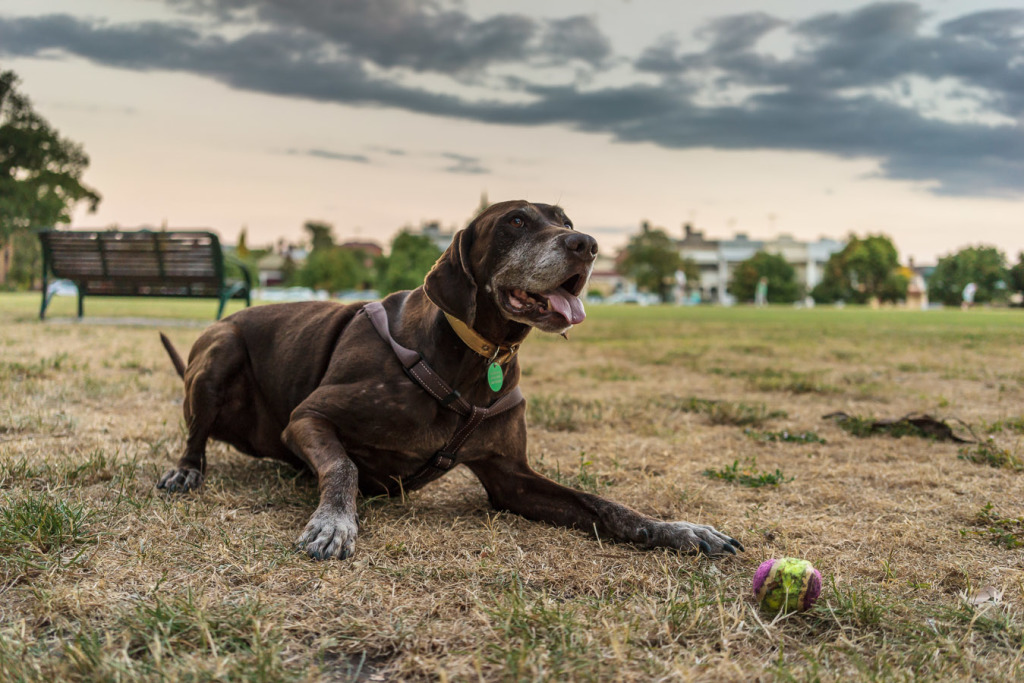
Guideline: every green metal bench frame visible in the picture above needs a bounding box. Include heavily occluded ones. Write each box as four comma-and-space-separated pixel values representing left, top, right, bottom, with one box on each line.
38, 229, 252, 320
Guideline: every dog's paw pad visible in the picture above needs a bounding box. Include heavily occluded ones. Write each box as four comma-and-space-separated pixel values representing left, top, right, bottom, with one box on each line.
156, 467, 203, 492
297, 509, 358, 560
659, 521, 743, 556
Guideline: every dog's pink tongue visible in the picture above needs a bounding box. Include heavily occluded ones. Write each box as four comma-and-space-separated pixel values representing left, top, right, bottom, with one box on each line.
546, 287, 586, 325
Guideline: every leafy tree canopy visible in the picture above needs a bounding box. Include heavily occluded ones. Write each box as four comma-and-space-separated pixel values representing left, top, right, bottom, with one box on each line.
377, 230, 441, 295
927, 245, 1008, 306
303, 220, 335, 252
730, 250, 800, 303
617, 224, 682, 302
0, 70, 100, 242
292, 247, 369, 293
678, 257, 699, 287
236, 228, 250, 259
1009, 252, 1024, 298
812, 234, 907, 304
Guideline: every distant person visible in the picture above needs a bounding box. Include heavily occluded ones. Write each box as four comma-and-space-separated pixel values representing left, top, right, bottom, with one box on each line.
962, 282, 977, 310
673, 269, 687, 306
755, 277, 768, 307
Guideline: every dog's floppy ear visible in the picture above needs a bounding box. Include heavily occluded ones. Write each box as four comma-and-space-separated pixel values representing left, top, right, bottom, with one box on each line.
423, 224, 477, 326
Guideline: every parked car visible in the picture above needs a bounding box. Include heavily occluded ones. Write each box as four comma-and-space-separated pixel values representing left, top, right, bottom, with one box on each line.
604, 291, 661, 306
254, 287, 328, 302
46, 279, 79, 297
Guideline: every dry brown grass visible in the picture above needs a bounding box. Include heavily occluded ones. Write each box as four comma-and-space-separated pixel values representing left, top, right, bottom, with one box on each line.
2, 295, 1024, 681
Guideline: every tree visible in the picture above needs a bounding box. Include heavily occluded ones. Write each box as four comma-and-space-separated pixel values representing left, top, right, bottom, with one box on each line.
303, 220, 335, 251
679, 257, 699, 287
927, 246, 1008, 306
1008, 252, 1024, 303
812, 234, 907, 304
236, 228, 250, 259
730, 251, 800, 303
3, 229, 42, 290
0, 70, 100, 243
617, 223, 682, 302
377, 230, 442, 295
289, 220, 373, 292
293, 247, 369, 293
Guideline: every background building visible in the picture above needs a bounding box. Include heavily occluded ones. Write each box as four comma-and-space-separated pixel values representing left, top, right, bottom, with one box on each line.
676, 223, 843, 303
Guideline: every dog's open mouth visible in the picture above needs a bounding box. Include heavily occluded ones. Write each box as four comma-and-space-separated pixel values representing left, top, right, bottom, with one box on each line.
502, 273, 586, 326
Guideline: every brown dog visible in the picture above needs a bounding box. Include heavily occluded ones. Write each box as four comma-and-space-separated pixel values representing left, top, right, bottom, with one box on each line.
158, 200, 742, 559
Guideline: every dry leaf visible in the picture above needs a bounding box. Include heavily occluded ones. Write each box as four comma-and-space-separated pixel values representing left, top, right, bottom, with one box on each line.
966, 585, 1003, 606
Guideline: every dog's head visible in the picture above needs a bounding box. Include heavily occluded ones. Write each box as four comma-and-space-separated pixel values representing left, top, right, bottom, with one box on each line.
424, 200, 598, 335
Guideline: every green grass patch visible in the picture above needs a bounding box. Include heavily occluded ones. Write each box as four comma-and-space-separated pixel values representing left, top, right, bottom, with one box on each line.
0, 591, 298, 682
984, 416, 1024, 434
0, 291, 250, 322
122, 591, 285, 665
0, 450, 117, 489
828, 413, 968, 441
0, 493, 94, 583
748, 369, 837, 395
573, 364, 638, 381
961, 503, 1024, 549
652, 396, 787, 427
0, 455, 50, 488
484, 580, 600, 681
702, 457, 793, 488
0, 408, 78, 436
707, 366, 837, 394
539, 452, 610, 494
744, 429, 826, 444
0, 352, 72, 382
958, 442, 1024, 470
527, 395, 606, 432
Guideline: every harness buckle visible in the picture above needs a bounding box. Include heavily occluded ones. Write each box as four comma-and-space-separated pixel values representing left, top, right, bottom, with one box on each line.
429, 451, 457, 471
440, 390, 461, 407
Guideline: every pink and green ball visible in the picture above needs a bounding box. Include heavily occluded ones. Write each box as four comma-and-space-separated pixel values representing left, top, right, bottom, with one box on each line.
752, 558, 822, 613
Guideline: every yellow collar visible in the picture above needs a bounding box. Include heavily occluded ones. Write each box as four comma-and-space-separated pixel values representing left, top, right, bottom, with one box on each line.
443, 312, 520, 365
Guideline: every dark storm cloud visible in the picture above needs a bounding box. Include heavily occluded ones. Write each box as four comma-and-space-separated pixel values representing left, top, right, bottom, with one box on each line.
0, 13, 474, 116
541, 16, 612, 65
289, 148, 370, 163
630, 2, 1024, 196
166, 0, 607, 72
441, 152, 488, 175
699, 12, 787, 55
1, 1, 1021, 196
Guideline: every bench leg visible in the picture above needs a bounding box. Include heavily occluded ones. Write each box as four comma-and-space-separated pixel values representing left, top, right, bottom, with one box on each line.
39, 271, 49, 320
40, 288, 54, 321
217, 283, 248, 319
77, 289, 84, 319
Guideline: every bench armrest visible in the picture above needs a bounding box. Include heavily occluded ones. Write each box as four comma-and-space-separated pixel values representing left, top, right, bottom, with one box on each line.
225, 254, 254, 288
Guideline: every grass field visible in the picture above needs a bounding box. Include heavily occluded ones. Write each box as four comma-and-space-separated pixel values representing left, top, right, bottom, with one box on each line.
2, 291, 1024, 681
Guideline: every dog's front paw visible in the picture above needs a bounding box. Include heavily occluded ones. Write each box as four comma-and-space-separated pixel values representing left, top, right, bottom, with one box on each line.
649, 521, 744, 556
298, 507, 358, 560
157, 467, 203, 492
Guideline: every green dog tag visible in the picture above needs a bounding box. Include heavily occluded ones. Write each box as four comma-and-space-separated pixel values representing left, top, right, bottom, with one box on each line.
487, 362, 503, 392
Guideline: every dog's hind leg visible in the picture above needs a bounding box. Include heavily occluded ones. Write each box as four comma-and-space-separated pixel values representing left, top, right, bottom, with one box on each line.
158, 326, 246, 493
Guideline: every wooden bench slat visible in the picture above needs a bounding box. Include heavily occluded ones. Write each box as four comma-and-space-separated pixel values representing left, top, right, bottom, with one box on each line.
38, 228, 251, 320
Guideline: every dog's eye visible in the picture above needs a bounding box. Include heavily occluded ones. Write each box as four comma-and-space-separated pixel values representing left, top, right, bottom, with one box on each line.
511, 216, 524, 228
563, 221, 573, 229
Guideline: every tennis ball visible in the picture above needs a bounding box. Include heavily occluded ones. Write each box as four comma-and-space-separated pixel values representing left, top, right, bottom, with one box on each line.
753, 557, 822, 613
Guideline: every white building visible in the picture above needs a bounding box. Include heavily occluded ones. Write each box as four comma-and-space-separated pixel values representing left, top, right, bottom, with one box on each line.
677, 224, 844, 303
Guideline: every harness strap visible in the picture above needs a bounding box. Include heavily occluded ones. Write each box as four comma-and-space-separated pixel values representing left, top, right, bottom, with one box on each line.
361, 301, 524, 489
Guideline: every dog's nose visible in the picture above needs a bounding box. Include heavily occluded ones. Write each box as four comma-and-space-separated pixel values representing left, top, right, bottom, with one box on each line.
563, 232, 598, 260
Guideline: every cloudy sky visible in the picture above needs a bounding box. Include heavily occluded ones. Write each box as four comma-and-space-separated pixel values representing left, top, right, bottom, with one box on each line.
2, 0, 1022, 262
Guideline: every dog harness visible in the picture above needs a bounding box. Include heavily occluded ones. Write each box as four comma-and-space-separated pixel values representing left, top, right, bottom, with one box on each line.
361, 301, 524, 490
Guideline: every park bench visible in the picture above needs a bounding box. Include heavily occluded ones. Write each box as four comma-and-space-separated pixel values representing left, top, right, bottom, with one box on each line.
37, 229, 252, 320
